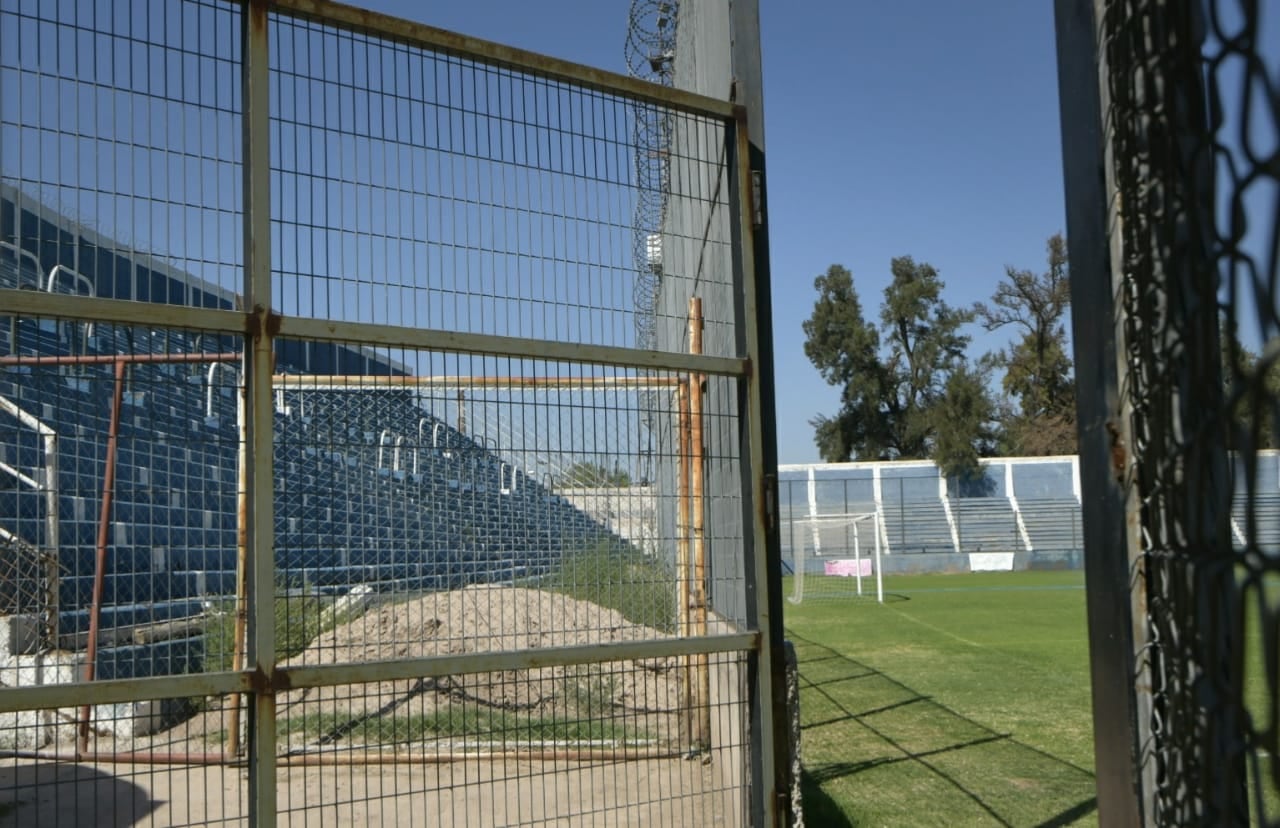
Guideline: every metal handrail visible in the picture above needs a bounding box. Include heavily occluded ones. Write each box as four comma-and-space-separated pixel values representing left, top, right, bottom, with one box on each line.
0, 394, 59, 644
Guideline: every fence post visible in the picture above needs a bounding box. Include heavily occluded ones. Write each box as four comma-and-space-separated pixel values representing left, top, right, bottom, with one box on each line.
1054, 1, 1151, 821
243, 1, 277, 824
688, 297, 711, 749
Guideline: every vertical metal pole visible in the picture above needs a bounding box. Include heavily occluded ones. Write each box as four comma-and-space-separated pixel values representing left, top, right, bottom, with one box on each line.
227, 360, 248, 757
898, 479, 905, 549
726, 3, 787, 818
806, 465, 819, 558
243, 1, 277, 824
1054, 1, 1151, 822
42, 430, 58, 648
728, 108, 780, 827
676, 376, 693, 745
853, 520, 863, 597
688, 296, 711, 749
78, 358, 125, 755
873, 516, 883, 604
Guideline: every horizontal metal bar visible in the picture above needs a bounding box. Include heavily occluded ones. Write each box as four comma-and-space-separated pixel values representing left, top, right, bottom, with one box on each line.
275, 746, 683, 765
0, 353, 241, 367
0, 291, 744, 375
279, 315, 748, 377
272, 374, 682, 390
0, 290, 244, 335
267, 0, 735, 119
0, 671, 251, 714
280, 632, 759, 691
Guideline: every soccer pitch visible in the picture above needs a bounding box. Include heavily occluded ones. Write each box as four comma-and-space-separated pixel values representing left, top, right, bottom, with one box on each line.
787, 569, 1279, 826
786, 570, 1099, 826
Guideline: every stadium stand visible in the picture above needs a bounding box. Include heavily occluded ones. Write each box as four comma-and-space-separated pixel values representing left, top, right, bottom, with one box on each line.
951, 497, 1022, 553
880, 496, 954, 555
1018, 498, 1084, 554
0, 189, 631, 680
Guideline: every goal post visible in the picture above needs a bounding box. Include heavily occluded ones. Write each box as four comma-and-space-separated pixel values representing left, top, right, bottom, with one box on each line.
786, 512, 884, 605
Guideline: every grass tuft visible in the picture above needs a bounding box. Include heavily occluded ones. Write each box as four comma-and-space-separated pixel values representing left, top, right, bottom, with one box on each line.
538, 541, 675, 633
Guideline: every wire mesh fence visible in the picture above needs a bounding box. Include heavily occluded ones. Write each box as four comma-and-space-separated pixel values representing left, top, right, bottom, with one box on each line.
0, 1, 773, 825
1058, 0, 1280, 823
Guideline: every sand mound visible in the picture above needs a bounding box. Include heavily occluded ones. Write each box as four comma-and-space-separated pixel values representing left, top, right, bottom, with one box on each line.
269, 586, 684, 748
294, 584, 667, 664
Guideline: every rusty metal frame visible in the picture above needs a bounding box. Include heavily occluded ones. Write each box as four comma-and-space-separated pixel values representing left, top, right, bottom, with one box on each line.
271, 375, 683, 390
728, 105, 781, 827
242, 1, 277, 823
268, 0, 735, 119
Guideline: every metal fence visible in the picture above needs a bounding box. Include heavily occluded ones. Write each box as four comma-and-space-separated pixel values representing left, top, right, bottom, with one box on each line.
1057, 0, 1280, 823
0, 1, 779, 824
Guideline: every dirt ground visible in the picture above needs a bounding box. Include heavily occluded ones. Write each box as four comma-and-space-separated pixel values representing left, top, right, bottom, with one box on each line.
0, 586, 739, 825
0, 755, 731, 826
135, 586, 687, 755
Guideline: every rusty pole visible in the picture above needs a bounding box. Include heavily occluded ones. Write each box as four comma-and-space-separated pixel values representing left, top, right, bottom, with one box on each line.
676, 373, 693, 745
78, 358, 127, 755
688, 296, 710, 748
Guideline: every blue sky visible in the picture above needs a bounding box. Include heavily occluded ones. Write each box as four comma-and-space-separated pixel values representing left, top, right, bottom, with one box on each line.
357, 0, 1069, 464
1, 0, 1069, 465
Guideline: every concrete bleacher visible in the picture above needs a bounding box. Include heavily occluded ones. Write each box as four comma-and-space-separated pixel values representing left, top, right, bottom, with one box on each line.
880, 498, 954, 555
951, 497, 1022, 553
2, 273, 630, 681
1232, 493, 1280, 552
1019, 498, 1083, 553
779, 460, 1088, 569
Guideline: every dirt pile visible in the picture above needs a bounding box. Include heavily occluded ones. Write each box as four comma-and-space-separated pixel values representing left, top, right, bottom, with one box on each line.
269, 586, 684, 748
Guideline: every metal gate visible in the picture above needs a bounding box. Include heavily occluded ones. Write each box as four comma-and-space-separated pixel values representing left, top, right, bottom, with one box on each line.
0, 1, 780, 824
1057, 1, 1280, 823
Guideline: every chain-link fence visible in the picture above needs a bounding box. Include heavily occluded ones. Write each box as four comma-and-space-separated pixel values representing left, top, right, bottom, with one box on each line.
1057, 0, 1280, 823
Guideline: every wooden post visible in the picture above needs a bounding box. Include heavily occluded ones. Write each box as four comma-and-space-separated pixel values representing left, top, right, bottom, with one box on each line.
688, 297, 710, 748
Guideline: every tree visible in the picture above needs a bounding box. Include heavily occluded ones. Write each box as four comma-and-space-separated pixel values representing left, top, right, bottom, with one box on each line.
976, 234, 1076, 455
802, 265, 892, 462
878, 256, 974, 458
561, 460, 631, 488
931, 360, 998, 489
1222, 322, 1280, 451
803, 258, 983, 470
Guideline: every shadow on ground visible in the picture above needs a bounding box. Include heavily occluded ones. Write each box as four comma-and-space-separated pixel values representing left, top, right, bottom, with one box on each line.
0, 762, 162, 827
788, 630, 1097, 826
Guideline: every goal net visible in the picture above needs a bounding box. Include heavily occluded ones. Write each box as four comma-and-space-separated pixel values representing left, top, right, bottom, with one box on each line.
785, 512, 884, 604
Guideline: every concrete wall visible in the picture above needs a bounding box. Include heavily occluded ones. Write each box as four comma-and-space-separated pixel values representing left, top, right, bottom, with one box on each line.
556, 487, 657, 554
654, 4, 754, 821
656, 0, 749, 626
874, 550, 1086, 576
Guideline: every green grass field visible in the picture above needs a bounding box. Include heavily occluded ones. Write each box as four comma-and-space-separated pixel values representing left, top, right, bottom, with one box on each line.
785, 570, 1098, 827
787, 568, 1280, 826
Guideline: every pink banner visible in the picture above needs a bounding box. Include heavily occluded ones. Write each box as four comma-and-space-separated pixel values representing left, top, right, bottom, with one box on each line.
824, 559, 871, 577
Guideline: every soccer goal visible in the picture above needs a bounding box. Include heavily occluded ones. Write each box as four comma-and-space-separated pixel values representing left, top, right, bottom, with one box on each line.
786, 512, 884, 604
